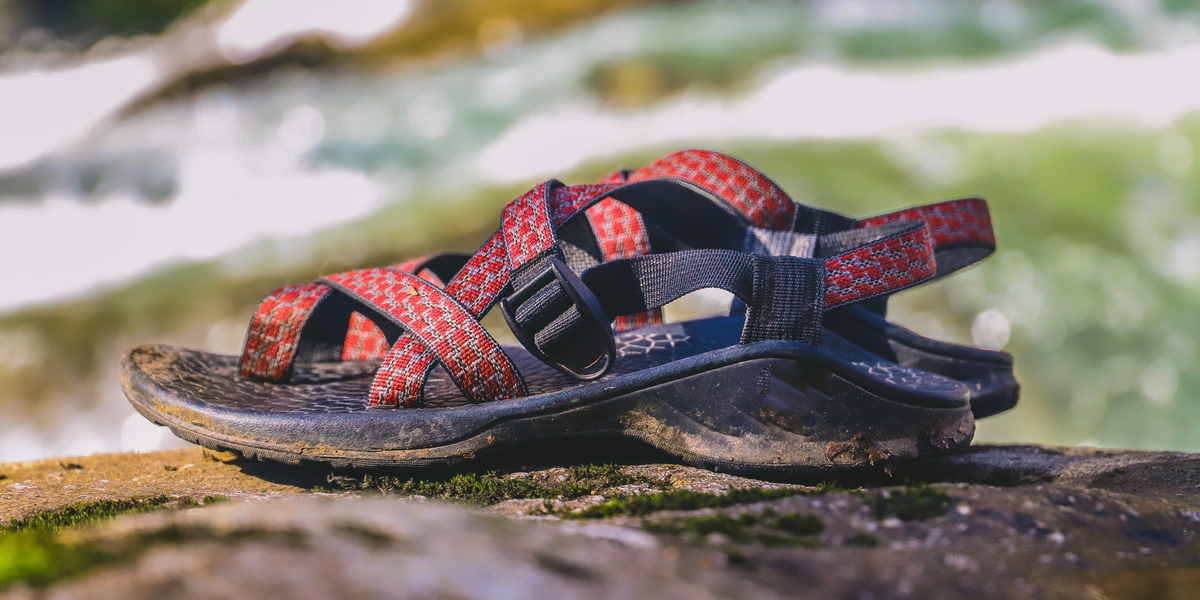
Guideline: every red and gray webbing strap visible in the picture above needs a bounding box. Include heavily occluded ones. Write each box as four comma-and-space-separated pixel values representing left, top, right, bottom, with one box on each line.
241, 253, 466, 377
625, 149, 994, 279
588, 169, 663, 331
514, 221, 938, 352
239, 283, 334, 381
625, 148, 797, 230
320, 268, 528, 403
341, 253, 469, 361
854, 197, 994, 277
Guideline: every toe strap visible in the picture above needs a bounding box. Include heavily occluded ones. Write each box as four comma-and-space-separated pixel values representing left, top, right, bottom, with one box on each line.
239, 283, 333, 380
321, 268, 528, 405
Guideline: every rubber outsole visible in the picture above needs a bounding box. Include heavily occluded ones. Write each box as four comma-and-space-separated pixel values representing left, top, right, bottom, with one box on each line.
122, 345, 975, 474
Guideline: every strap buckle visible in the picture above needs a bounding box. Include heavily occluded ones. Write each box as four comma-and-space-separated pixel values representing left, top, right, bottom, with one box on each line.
500, 259, 616, 381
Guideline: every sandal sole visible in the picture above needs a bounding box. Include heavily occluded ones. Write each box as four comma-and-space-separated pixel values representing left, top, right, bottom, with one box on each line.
121, 345, 974, 474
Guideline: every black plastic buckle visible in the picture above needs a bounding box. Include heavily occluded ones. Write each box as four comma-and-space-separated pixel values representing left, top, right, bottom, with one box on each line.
500, 259, 616, 381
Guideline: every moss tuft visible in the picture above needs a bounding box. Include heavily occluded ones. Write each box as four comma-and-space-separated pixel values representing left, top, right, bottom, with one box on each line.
578, 486, 812, 519
866, 484, 950, 521
3, 495, 225, 535
5, 496, 168, 534
334, 464, 658, 505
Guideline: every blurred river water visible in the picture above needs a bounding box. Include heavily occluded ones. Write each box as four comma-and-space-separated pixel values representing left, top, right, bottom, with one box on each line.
5, 0, 1200, 461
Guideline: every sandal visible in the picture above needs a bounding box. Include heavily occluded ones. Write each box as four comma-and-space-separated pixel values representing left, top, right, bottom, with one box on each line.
341, 150, 1016, 419
121, 172, 976, 473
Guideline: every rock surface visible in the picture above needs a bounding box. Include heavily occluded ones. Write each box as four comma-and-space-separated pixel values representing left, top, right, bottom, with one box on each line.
3, 444, 1200, 599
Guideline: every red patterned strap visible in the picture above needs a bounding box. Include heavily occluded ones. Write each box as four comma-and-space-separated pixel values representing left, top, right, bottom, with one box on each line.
857, 197, 994, 248
626, 149, 993, 277
371, 182, 615, 406
321, 268, 527, 404
241, 253, 464, 377
342, 254, 461, 361
342, 312, 391, 361
502, 182, 559, 267
855, 197, 994, 277
240, 283, 333, 380
824, 222, 936, 307
626, 149, 797, 229
373, 234, 515, 406
586, 169, 662, 331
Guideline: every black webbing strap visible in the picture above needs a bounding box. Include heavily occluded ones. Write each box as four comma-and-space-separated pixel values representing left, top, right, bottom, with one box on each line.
507, 249, 825, 350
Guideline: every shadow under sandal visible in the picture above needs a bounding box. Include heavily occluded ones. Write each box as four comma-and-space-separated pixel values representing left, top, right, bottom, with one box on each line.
120, 177, 975, 474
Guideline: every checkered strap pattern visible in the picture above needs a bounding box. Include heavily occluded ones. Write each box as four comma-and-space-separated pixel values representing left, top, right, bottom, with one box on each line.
240, 283, 333, 380
636, 149, 994, 278
824, 222, 936, 307
241, 252, 469, 376
857, 197, 994, 248
855, 197, 994, 278
341, 254, 454, 362
586, 169, 663, 331
502, 182, 558, 267
341, 312, 392, 361
626, 149, 797, 229
322, 268, 528, 404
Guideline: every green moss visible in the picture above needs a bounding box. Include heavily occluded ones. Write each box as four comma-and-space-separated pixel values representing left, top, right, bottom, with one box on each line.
866, 484, 950, 521
3, 496, 195, 534
577, 486, 821, 519
336, 464, 657, 505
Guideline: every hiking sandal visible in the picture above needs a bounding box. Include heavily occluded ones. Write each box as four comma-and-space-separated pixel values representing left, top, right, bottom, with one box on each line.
121, 175, 974, 473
